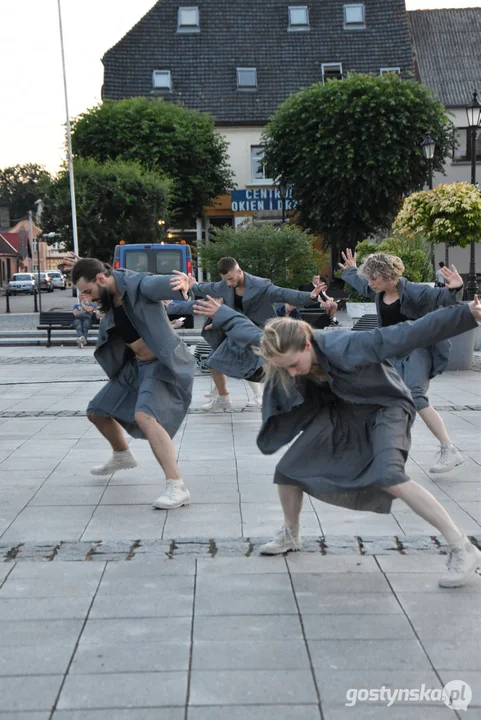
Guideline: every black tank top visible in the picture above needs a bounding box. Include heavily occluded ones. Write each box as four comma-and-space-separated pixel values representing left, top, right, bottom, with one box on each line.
379, 294, 408, 327
113, 304, 140, 344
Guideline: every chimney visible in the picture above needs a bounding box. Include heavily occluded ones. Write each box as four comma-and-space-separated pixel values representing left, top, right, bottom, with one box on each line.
0, 207, 10, 231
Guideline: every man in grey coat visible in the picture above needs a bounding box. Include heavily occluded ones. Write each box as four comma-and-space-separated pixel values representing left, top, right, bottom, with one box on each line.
71, 258, 194, 510
188, 256, 326, 410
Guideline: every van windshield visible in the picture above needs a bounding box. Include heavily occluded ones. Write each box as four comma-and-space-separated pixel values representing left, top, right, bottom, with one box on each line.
124, 249, 183, 275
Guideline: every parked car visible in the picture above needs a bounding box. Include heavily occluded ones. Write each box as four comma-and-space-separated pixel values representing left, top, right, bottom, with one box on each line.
7, 273, 37, 295
38, 273, 54, 292
48, 270, 66, 290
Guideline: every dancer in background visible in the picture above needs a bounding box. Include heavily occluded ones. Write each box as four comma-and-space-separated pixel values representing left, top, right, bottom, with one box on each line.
340, 250, 465, 474
199, 296, 481, 587
70, 258, 195, 510
187, 257, 327, 410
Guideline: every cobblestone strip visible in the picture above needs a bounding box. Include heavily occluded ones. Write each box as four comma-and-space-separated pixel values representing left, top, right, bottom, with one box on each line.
1, 404, 481, 419
1, 535, 480, 562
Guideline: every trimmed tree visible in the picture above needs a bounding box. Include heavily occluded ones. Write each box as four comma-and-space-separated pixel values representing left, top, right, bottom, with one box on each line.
394, 182, 481, 264
0, 164, 51, 222
199, 223, 328, 288
41, 158, 170, 261
70, 98, 234, 226
262, 73, 454, 249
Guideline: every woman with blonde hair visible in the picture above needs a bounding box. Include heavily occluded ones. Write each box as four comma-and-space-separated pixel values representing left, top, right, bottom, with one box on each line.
194, 294, 481, 588
340, 249, 465, 474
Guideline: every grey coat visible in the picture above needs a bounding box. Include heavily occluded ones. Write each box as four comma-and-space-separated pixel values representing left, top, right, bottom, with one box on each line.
94, 269, 195, 386
258, 303, 477, 454
193, 272, 317, 350
342, 267, 463, 377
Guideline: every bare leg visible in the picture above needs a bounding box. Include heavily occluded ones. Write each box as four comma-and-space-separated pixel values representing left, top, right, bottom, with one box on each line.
135, 411, 180, 479
87, 413, 128, 452
278, 484, 304, 527
418, 406, 451, 446
210, 369, 229, 396
386, 479, 462, 544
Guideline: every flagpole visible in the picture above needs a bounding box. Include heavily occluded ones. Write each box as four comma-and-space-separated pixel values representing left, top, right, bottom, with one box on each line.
57, 0, 80, 285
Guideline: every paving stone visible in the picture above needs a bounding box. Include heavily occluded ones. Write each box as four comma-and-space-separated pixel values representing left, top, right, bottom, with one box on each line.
292, 573, 391, 594
376, 555, 448, 573
53, 711, 184, 720
322, 707, 458, 719
409, 613, 481, 641
0, 575, 100, 598
0, 675, 63, 712
193, 614, 303, 642
296, 591, 403, 615
0, 643, 74, 676
438, 671, 481, 708
0, 619, 83, 646
1, 506, 96, 543
396, 592, 481, 616
302, 613, 415, 640
194, 574, 297, 616
70, 641, 190, 674
57, 672, 188, 709
102, 557, 195, 577
79, 617, 192, 646
0, 596, 92, 621
192, 639, 311, 670
422, 639, 481, 671
8, 561, 105, 579
196, 556, 287, 574
189, 670, 318, 705
90, 590, 193, 619
188, 706, 321, 720
81, 506, 167, 541
308, 638, 431, 671
386, 572, 481, 593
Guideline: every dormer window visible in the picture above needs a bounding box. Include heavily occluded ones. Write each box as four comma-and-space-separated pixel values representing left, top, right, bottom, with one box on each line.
380, 67, 401, 75
178, 6, 199, 32
344, 3, 365, 29
237, 67, 257, 90
322, 63, 343, 83
288, 6, 309, 31
152, 70, 172, 91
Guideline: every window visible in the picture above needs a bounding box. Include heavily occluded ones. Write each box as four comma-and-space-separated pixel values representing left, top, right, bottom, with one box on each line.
322, 63, 343, 83
152, 70, 172, 91
453, 127, 481, 162
178, 6, 199, 32
380, 67, 401, 75
237, 67, 257, 89
251, 146, 273, 183
288, 5, 309, 30
344, 3, 365, 28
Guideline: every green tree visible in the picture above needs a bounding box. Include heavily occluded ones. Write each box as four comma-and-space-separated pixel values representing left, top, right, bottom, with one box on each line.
41, 158, 170, 261
0, 164, 51, 222
70, 98, 234, 226
262, 73, 454, 248
199, 223, 328, 288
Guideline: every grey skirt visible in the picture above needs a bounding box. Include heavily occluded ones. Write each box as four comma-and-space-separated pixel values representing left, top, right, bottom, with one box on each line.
275, 401, 413, 514
87, 358, 193, 440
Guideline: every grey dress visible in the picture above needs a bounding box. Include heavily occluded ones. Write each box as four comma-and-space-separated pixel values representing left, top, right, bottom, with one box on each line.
342, 268, 464, 410
212, 303, 477, 513
88, 270, 195, 440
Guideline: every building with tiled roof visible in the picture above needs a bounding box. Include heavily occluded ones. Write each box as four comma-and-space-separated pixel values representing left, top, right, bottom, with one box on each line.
0, 234, 20, 290
102, 0, 414, 232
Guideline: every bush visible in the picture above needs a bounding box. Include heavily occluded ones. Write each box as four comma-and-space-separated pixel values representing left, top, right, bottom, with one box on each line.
199, 223, 328, 288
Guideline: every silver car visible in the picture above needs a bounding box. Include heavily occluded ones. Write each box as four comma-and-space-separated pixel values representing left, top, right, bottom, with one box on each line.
48, 271, 66, 290
7, 273, 37, 295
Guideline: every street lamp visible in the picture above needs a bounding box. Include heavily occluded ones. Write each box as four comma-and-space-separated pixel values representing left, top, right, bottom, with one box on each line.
278, 179, 288, 224
422, 132, 436, 190
465, 90, 481, 300
422, 132, 436, 274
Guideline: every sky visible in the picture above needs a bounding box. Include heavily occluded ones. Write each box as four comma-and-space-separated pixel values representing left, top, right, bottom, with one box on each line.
1, 0, 480, 175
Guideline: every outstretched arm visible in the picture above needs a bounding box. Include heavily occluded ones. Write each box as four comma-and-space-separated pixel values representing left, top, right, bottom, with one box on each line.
140, 274, 189, 302
323, 301, 479, 371
194, 298, 263, 347
264, 282, 327, 307
339, 248, 376, 299
414, 265, 464, 310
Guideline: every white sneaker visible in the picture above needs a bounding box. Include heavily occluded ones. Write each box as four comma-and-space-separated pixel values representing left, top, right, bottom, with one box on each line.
429, 445, 464, 474
439, 536, 481, 588
76, 337, 83, 349
204, 387, 218, 399
80, 335, 87, 346
153, 479, 191, 509
245, 394, 262, 408
201, 395, 233, 412
260, 525, 302, 555
90, 449, 137, 476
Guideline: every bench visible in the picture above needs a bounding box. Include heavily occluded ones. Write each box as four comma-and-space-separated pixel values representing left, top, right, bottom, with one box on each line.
38, 311, 100, 348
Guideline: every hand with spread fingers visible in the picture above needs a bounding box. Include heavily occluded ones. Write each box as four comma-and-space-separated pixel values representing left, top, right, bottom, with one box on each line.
170, 270, 191, 299
193, 295, 223, 318
469, 294, 481, 322
310, 281, 328, 299
440, 264, 463, 290
338, 249, 357, 271
63, 252, 80, 269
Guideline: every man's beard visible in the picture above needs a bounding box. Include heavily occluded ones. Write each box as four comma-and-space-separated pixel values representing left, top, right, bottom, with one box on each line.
96, 285, 114, 313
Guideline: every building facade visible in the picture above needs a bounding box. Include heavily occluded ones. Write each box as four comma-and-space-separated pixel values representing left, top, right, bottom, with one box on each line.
102, 0, 414, 236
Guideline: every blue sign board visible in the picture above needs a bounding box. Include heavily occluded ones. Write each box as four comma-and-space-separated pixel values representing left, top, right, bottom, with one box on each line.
231, 187, 296, 212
